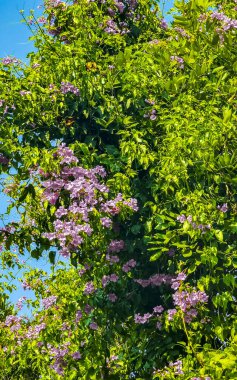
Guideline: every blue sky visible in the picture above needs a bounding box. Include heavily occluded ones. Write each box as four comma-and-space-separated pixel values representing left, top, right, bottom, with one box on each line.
0, 0, 40, 61
0, 0, 174, 314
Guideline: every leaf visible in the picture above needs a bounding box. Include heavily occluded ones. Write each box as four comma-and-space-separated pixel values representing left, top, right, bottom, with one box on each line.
150, 251, 162, 261
49, 251, 56, 264
215, 230, 223, 242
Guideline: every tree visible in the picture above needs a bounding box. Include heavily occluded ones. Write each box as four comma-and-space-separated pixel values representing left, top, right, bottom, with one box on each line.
0, 0, 237, 378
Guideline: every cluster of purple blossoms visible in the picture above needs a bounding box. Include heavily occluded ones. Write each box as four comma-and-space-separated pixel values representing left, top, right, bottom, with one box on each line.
160, 18, 168, 29
20, 90, 31, 96
171, 272, 187, 290
134, 313, 152, 324
25, 323, 46, 339
108, 292, 117, 302
168, 360, 184, 375
60, 81, 80, 96
42, 295, 57, 309
173, 290, 208, 323
102, 273, 119, 287
211, 11, 237, 31
75, 310, 83, 323
48, 344, 70, 376
167, 308, 177, 321
153, 305, 164, 314
144, 109, 157, 120
170, 55, 184, 69
177, 214, 211, 233
134, 273, 175, 288
217, 203, 228, 213
2, 56, 20, 65
135, 304, 165, 325
89, 321, 98, 330
174, 27, 190, 39
16, 296, 27, 310
108, 239, 125, 253
104, 19, 120, 34
191, 377, 211, 380
71, 351, 81, 360
0, 99, 4, 107
106, 253, 120, 264
84, 281, 96, 295
145, 98, 155, 105
5, 315, 22, 332
122, 259, 136, 272
39, 145, 137, 258
114, 1, 125, 13
85, 304, 93, 314
101, 217, 112, 228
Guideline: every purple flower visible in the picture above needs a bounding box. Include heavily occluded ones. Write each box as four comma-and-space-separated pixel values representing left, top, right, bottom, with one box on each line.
167, 309, 177, 321
60, 81, 80, 96
108, 239, 125, 253
75, 310, 82, 323
177, 214, 186, 223
71, 351, 81, 360
20, 90, 31, 96
217, 203, 228, 213
171, 55, 184, 69
84, 281, 95, 295
174, 27, 190, 39
84, 304, 93, 314
89, 322, 98, 330
153, 305, 164, 314
42, 295, 57, 309
108, 293, 117, 302
101, 217, 112, 228
134, 313, 152, 324
122, 259, 137, 272
114, 1, 125, 13
2, 56, 20, 65
110, 274, 119, 282
160, 19, 168, 29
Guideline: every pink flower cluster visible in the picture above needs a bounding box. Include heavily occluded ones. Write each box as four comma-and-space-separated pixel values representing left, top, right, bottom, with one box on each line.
170, 55, 184, 69
5, 315, 22, 332
177, 214, 211, 233
134, 273, 175, 288
25, 323, 46, 339
102, 273, 119, 287
134, 313, 152, 324
40, 145, 137, 258
122, 259, 136, 272
108, 239, 125, 253
173, 290, 208, 323
174, 27, 190, 39
42, 295, 57, 309
134, 305, 164, 324
211, 11, 237, 31
60, 81, 80, 96
2, 56, 20, 65
217, 203, 228, 213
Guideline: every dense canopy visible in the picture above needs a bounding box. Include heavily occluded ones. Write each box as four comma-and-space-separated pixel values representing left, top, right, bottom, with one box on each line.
0, 0, 237, 379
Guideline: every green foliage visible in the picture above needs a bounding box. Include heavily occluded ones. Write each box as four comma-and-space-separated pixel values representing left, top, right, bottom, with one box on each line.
0, 0, 237, 378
